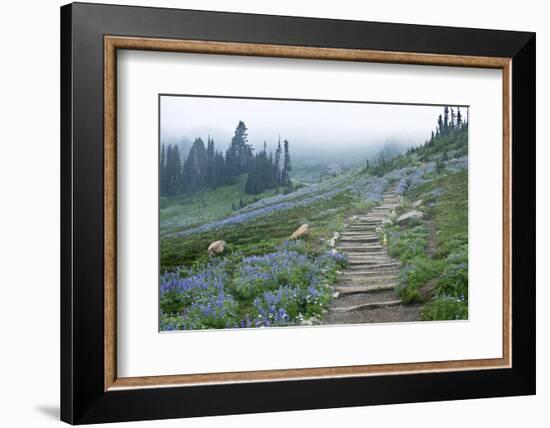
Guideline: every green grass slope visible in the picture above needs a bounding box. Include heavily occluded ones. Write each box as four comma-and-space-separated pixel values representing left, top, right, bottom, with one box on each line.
160, 174, 284, 234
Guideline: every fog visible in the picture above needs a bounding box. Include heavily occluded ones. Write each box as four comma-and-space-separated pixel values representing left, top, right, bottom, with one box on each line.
160, 95, 459, 160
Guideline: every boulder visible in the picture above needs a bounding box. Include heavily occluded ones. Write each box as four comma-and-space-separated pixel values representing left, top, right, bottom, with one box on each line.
412, 199, 423, 208
396, 210, 424, 225
207, 240, 226, 256
290, 224, 309, 240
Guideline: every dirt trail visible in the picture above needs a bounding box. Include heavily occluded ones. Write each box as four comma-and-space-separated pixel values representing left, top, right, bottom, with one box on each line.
323, 185, 421, 325
426, 219, 438, 258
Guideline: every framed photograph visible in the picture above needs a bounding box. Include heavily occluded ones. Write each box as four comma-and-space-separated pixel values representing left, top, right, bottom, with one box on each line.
61, 2, 535, 424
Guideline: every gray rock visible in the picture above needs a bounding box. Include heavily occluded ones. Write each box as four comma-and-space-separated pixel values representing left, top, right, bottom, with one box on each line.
412, 199, 423, 208
396, 210, 424, 225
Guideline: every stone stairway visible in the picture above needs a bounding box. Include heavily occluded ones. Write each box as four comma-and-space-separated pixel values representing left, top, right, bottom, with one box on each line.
323, 186, 421, 325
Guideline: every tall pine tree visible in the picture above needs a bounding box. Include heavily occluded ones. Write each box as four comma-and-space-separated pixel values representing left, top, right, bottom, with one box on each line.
226, 121, 253, 177
437, 114, 443, 138
281, 139, 291, 187
273, 138, 282, 184
206, 136, 215, 186
164, 144, 182, 196
184, 137, 208, 191
443, 106, 450, 135
450, 107, 457, 131
160, 143, 166, 195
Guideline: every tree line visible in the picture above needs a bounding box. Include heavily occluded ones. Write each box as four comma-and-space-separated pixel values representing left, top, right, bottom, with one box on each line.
412, 105, 468, 151
365, 105, 468, 177
433, 106, 467, 140
160, 121, 292, 197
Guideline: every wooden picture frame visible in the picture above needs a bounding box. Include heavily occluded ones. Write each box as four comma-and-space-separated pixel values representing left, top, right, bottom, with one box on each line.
61, 2, 535, 424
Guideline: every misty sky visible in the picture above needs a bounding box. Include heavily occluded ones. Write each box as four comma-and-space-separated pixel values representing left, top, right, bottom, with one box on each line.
160, 95, 465, 158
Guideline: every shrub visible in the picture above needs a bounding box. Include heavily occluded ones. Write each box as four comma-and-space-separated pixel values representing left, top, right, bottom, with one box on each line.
387, 225, 427, 262
421, 296, 468, 320
398, 256, 442, 303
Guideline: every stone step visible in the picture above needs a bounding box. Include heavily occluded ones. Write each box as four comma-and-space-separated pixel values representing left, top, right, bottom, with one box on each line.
347, 261, 394, 267
342, 243, 383, 249
347, 226, 379, 230
345, 278, 398, 286
346, 252, 388, 258
346, 228, 377, 232
340, 248, 385, 254
344, 273, 398, 280
346, 261, 399, 268
336, 283, 397, 294
347, 263, 393, 269
343, 226, 378, 230
342, 270, 399, 277
345, 249, 386, 254
338, 246, 382, 252
340, 232, 379, 238
346, 258, 389, 264
345, 255, 391, 260
349, 223, 380, 227
346, 268, 399, 275
343, 251, 387, 256
350, 223, 376, 226
339, 240, 379, 245
331, 299, 402, 312
340, 232, 378, 236
340, 237, 379, 242
339, 238, 379, 243
346, 259, 390, 265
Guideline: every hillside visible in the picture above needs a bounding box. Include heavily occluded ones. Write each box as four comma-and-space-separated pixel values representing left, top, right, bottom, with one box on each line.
159, 126, 469, 330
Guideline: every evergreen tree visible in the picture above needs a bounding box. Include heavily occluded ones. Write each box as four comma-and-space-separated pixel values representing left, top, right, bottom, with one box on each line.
457, 107, 463, 129
273, 138, 282, 184
437, 114, 444, 137
184, 138, 207, 191
450, 107, 457, 131
245, 144, 278, 195
245, 155, 259, 194
206, 136, 215, 186
214, 152, 225, 186
226, 121, 253, 176
164, 144, 182, 196
443, 106, 450, 135
281, 139, 291, 187
160, 143, 166, 195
